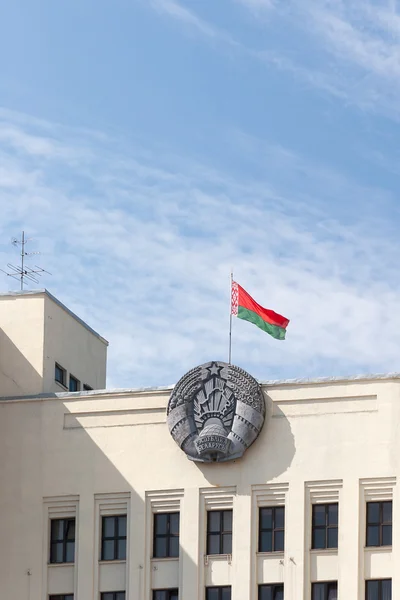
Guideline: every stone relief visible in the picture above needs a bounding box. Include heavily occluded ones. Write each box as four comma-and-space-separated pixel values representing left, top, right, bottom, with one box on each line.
167, 361, 266, 462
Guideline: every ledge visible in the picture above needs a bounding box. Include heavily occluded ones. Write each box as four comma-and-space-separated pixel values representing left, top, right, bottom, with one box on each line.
364, 546, 392, 553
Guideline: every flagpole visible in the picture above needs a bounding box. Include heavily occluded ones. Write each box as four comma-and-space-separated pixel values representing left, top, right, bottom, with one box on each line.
229, 271, 233, 364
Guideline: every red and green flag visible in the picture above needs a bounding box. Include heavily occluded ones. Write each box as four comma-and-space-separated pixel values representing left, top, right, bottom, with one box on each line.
231, 281, 289, 340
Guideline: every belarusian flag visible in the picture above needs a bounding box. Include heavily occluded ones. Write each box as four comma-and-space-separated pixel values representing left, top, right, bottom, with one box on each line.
231, 281, 289, 340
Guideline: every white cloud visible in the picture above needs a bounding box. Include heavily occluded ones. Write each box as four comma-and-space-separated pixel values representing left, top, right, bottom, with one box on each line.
0, 109, 399, 388
148, 0, 400, 118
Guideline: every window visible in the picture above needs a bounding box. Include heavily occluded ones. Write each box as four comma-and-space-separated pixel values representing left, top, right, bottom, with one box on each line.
153, 512, 179, 558
366, 502, 392, 547
83, 383, 93, 391
366, 580, 392, 600
312, 582, 337, 600
100, 594, 125, 600
206, 587, 231, 600
259, 506, 285, 552
153, 590, 178, 600
207, 510, 232, 555
55, 363, 66, 387
49, 596, 74, 600
69, 375, 80, 392
259, 584, 284, 600
50, 518, 75, 563
101, 515, 127, 560
312, 504, 338, 549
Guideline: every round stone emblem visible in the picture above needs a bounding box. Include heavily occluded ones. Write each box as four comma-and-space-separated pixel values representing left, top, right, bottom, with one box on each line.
167, 361, 265, 462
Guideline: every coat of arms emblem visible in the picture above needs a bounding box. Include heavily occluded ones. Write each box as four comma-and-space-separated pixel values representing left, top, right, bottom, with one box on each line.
167, 361, 265, 462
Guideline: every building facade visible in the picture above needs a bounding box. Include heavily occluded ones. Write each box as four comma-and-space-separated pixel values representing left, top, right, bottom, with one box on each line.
0, 290, 108, 397
0, 369, 398, 599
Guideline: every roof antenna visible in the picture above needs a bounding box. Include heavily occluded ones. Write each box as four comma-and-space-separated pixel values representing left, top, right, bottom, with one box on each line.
1, 231, 51, 290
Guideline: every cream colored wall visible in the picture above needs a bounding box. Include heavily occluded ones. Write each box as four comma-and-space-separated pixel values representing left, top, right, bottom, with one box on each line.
0, 295, 45, 396
0, 378, 399, 599
43, 294, 107, 393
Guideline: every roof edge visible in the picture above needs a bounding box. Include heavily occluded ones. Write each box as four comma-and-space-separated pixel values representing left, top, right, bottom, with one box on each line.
0, 289, 108, 345
1, 371, 400, 402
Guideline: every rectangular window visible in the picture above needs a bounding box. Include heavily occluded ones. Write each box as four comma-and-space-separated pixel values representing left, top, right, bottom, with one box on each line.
366, 580, 392, 600
259, 506, 285, 552
101, 515, 127, 560
206, 587, 231, 600
207, 510, 232, 555
366, 501, 392, 547
55, 363, 66, 387
49, 596, 74, 600
152, 590, 179, 600
312, 582, 337, 600
83, 383, 93, 391
258, 584, 284, 600
69, 375, 80, 392
50, 518, 75, 563
153, 512, 180, 558
312, 504, 338, 550
100, 594, 126, 600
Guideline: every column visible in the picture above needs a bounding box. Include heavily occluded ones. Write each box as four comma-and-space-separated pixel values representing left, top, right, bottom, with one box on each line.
180, 488, 201, 599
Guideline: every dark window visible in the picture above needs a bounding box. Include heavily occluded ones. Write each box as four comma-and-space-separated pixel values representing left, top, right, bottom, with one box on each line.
153, 512, 180, 558
69, 375, 80, 392
312, 504, 338, 550
55, 363, 66, 386
259, 507, 285, 552
207, 510, 232, 555
312, 582, 337, 600
152, 590, 178, 600
206, 587, 231, 600
366, 502, 392, 547
49, 596, 74, 600
259, 584, 284, 600
50, 518, 75, 563
100, 593, 125, 600
101, 515, 127, 560
83, 383, 93, 391
366, 579, 392, 600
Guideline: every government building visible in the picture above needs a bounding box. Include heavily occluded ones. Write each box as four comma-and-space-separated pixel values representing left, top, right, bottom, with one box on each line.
0, 290, 397, 600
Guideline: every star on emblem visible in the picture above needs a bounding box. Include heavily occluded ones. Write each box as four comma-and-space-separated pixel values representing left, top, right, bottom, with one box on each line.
208, 362, 223, 377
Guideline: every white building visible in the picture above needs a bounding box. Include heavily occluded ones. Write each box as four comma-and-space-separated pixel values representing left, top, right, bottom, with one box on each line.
0, 290, 108, 397
0, 292, 397, 600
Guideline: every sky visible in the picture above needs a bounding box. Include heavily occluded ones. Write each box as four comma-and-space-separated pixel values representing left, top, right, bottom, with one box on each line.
1, 0, 400, 388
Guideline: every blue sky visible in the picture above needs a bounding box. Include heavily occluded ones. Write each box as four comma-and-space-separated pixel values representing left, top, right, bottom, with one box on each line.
1, 0, 400, 388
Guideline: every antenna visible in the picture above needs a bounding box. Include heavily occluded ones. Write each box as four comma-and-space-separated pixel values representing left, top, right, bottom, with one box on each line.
1, 231, 51, 290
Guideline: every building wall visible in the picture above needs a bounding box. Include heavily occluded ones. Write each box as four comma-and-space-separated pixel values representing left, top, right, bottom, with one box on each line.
0, 294, 45, 396
0, 377, 399, 599
43, 294, 107, 393
0, 291, 108, 397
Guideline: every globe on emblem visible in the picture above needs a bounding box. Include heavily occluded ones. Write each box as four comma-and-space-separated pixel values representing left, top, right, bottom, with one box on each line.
166, 361, 266, 463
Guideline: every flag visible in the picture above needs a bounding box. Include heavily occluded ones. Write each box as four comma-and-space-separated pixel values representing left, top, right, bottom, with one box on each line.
231, 281, 289, 340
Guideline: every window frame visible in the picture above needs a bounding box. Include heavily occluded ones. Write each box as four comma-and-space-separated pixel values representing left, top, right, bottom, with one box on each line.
153, 512, 180, 558
366, 501, 392, 548
49, 596, 74, 600
311, 581, 338, 600
206, 510, 232, 556
49, 517, 75, 564
100, 593, 126, 600
365, 579, 392, 600
258, 506, 285, 553
152, 590, 179, 600
311, 503, 338, 550
205, 586, 231, 600
55, 363, 67, 387
258, 583, 284, 600
101, 514, 127, 561
69, 374, 80, 392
